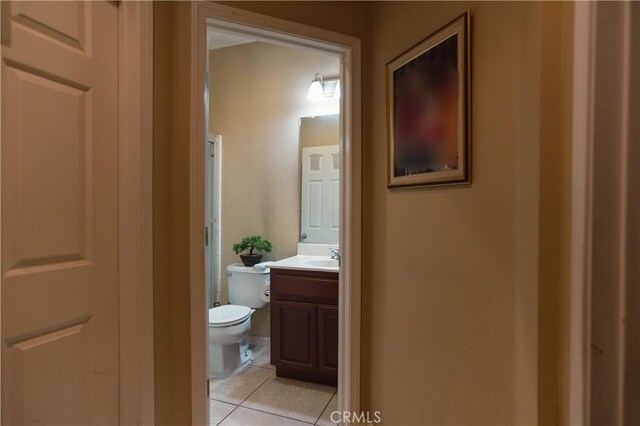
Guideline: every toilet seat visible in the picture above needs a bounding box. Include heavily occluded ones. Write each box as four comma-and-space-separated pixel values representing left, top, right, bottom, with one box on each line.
209, 305, 252, 328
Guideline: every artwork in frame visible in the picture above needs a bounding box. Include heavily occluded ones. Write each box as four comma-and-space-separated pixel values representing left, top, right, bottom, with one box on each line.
386, 11, 471, 188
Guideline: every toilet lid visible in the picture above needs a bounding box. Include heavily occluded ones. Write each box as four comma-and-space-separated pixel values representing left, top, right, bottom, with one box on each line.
209, 305, 252, 327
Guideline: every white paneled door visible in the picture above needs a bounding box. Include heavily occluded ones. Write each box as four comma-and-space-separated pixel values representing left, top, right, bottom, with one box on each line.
1, 1, 120, 424
300, 146, 340, 244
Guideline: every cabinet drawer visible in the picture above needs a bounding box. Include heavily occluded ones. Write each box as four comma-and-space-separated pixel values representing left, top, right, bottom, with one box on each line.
270, 269, 338, 305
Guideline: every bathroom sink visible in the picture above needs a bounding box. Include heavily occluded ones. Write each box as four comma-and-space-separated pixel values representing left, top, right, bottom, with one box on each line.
269, 255, 339, 272
302, 258, 339, 268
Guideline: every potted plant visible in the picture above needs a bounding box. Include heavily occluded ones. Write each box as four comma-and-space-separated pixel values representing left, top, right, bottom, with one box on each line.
233, 235, 273, 267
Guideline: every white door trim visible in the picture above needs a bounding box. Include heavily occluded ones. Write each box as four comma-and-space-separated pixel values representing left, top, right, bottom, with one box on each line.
118, 2, 155, 425
190, 3, 362, 424
569, 1, 639, 424
569, 2, 595, 423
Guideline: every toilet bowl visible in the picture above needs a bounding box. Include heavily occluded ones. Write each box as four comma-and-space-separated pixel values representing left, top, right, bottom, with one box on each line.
208, 264, 270, 378
208, 304, 255, 378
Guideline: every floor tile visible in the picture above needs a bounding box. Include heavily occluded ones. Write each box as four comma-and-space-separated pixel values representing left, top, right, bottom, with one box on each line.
250, 345, 275, 370
220, 406, 310, 426
242, 375, 336, 424
209, 366, 274, 405
209, 399, 236, 425
316, 393, 338, 426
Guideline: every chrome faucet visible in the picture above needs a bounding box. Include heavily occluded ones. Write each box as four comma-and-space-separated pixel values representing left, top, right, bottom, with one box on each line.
329, 247, 340, 261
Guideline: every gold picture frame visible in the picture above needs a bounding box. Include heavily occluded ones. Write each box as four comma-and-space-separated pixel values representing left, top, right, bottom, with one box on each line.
386, 11, 471, 188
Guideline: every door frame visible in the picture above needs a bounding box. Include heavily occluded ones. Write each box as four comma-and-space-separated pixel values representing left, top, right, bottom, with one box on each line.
568, 3, 594, 422
189, 3, 362, 424
569, 1, 639, 423
117, 2, 155, 425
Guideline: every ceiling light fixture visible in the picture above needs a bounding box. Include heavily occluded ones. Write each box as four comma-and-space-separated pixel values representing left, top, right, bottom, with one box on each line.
307, 73, 325, 100
307, 73, 340, 100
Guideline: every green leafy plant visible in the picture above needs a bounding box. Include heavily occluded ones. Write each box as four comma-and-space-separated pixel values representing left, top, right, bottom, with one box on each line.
232, 235, 273, 256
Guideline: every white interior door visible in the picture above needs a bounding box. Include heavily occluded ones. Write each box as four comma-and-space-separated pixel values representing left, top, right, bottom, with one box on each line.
205, 137, 213, 307
205, 135, 222, 307
1, 1, 120, 424
301, 145, 340, 244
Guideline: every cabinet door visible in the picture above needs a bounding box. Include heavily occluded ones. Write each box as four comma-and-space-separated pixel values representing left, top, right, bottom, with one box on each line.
272, 301, 318, 374
318, 305, 339, 377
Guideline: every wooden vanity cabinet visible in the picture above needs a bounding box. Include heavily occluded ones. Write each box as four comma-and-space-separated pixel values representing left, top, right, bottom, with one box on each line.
318, 305, 339, 377
270, 268, 338, 386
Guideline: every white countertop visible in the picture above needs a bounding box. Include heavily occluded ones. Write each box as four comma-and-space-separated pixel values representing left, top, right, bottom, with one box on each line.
269, 255, 339, 273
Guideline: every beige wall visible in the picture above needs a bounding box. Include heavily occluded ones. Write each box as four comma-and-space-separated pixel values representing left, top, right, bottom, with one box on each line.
538, 4, 574, 424
367, 3, 516, 423
209, 42, 339, 336
300, 114, 340, 149
363, 2, 572, 424
364, 2, 572, 424
153, 2, 572, 424
299, 114, 340, 175
153, 2, 192, 425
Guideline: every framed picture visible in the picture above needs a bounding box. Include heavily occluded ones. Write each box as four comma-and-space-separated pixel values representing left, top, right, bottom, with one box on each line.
386, 11, 471, 188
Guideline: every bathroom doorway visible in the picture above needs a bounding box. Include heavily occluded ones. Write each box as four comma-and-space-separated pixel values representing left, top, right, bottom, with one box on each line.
191, 2, 360, 424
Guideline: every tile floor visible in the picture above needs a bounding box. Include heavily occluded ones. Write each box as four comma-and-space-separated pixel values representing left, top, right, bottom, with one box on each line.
209, 345, 337, 425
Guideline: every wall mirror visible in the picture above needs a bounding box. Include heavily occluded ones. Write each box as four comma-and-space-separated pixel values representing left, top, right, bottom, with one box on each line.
298, 114, 339, 244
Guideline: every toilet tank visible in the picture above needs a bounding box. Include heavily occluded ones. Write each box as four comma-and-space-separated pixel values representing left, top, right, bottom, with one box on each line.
226, 263, 270, 309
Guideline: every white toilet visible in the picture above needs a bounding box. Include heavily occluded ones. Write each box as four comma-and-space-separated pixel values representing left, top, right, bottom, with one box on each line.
208, 263, 270, 378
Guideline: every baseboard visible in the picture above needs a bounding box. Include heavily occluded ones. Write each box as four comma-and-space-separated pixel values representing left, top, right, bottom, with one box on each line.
249, 335, 270, 347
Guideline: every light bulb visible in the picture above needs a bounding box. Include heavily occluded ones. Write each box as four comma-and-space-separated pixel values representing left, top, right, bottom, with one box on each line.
307, 80, 324, 100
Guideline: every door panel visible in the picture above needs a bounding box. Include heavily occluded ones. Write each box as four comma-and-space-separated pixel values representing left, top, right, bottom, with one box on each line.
1, 1, 120, 424
5, 320, 91, 425
3, 62, 91, 273
10, 2, 85, 51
